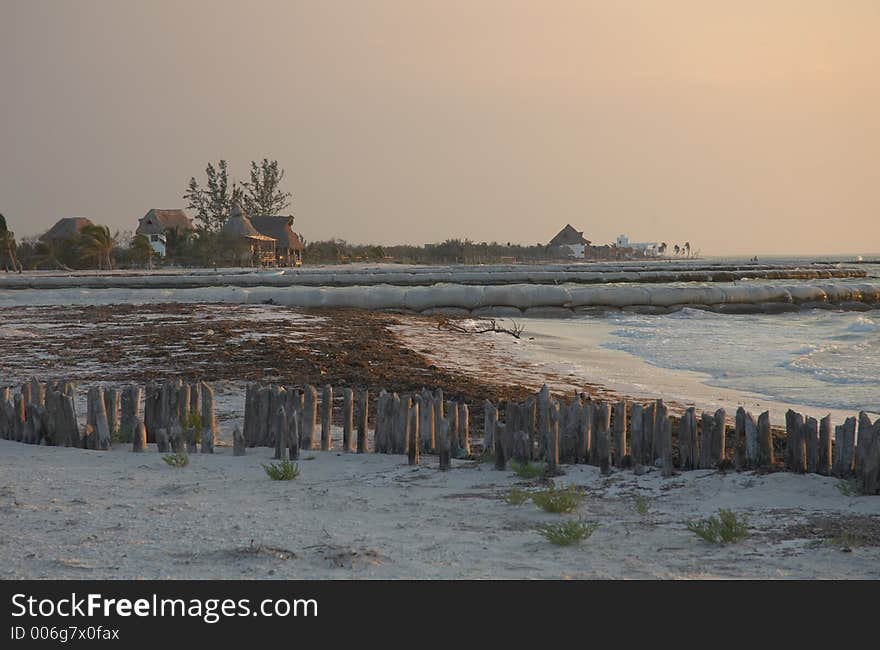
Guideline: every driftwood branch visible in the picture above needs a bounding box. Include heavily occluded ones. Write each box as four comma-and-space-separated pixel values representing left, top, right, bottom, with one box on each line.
436, 317, 525, 339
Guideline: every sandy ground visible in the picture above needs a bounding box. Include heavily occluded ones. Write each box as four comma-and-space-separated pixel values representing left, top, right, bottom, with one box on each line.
1, 438, 878, 579
2, 303, 879, 579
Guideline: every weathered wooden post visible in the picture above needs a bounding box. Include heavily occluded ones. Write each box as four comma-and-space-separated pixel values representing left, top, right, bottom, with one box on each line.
483, 400, 497, 456
679, 407, 698, 470
133, 420, 147, 452
120, 385, 142, 442
818, 414, 832, 475
711, 408, 726, 467
657, 401, 673, 477
856, 412, 875, 477
856, 416, 880, 495
356, 389, 369, 453
643, 401, 656, 465
757, 411, 774, 468
629, 403, 644, 470
87, 386, 111, 450
13, 393, 24, 442
832, 417, 856, 478
399, 395, 413, 454
233, 427, 246, 456
156, 428, 170, 453
320, 384, 333, 451
591, 401, 609, 473
415, 393, 432, 453
177, 383, 191, 433
458, 402, 470, 456
578, 401, 592, 465
537, 385, 550, 460
445, 399, 459, 454
700, 411, 716, 469
288, 407, 300, 460
734, 407, 746, 469
200, 382, 217, 454
302, 385, 318, 450
511, 431, 530, 464
438, 417, 451, 471
804, 416, 819, 473
612, 400, 627, 467
547, 402, 560, 473
275, 406, 290, 461
493, 422, 507, 470
103, 387, 120, 438
342, 387, 354, 452
742, 410, 758, 469
407, 401, 420, 465
785, 409, 806, 473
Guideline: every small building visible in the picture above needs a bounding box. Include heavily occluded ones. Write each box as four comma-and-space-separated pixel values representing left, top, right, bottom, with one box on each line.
250, 215, 304, 267
548, 224, 591, 258
220, 206, 276, 266
41, 217, 94, 242
616, 234, 658, 256
136, 209, 193, 257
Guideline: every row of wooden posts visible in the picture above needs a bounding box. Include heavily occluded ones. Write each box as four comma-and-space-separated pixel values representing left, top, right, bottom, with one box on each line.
2, 378, 879, 494
0, 378, 218, 454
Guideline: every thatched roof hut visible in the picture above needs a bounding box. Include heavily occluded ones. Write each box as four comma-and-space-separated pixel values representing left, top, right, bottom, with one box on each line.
136, 209, 193, 236
41, 217, 93, 242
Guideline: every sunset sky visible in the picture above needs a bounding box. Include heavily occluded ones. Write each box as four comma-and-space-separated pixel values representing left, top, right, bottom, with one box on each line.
1, 1, 878, 254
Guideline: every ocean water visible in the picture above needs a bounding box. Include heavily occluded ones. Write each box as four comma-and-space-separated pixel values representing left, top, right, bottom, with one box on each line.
601, 308, 880, 413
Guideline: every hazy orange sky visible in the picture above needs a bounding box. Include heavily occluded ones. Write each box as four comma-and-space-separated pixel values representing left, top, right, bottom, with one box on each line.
1, 1, 878, 254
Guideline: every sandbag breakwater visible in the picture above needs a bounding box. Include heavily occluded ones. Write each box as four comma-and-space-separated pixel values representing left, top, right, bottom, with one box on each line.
0, 262, 867, 291
3, 377, 878, 494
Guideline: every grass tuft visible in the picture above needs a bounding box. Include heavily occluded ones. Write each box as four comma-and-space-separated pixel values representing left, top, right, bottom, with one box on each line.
505, 488, 530, 505
262, 460, 300, 481
835, 480, 859, 497
633, 495, 650, 516
537, 521, 599, 546
686, 509, 748, 544
162, 453, 189, 468
511, 460, 545, 479
531, 484, 584, 514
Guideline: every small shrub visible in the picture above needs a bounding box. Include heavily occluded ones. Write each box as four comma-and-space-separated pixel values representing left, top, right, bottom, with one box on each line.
511, 460, 545, 479
633, 495, 650, 516
162, 453, 189, 468
113, 426, 134, 444
836, 480, 858, 497
686, 509, 748, 544
828, 531, 864, 550
506, 488, 529, 505
531, 484, 584, 514
537, 521, 599, 546
263, 460, 300, 481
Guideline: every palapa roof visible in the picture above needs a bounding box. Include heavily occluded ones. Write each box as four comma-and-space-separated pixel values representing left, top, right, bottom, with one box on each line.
250, 215, 304, 251
136, 209, 193, 235
41, 217, 93, 241
548, 224, 590, 247
221, 206, 275, 242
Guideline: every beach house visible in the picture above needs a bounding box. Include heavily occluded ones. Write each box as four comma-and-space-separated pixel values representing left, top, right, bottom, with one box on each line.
220, 205, 304, 267
548, 224, 591, 258
40, 217, 94, 242
135, 209, 194, 257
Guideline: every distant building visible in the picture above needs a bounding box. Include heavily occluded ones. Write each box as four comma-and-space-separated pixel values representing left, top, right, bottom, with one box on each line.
220, 206, 304, 267
549, 224, 591, 258
40, 217, 94, 242
136, 209, 194, 257
616, 234, 658, 257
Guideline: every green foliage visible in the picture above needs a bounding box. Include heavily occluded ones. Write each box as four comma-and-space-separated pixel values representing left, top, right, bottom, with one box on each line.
531, 484, 585, 514
505, 488, 530, 505
184, 160, 243, 232
633, 495, 650, 516
162, 453, 189, 468
113, 425, 134, 444
129, 234, 154, 268
241, 159, 293, 217
686, 509, 749, 544
511, 460, 545, 479
263, 460, 300, 481
537, 521, 599, 546
78, 224, 116, 270
836, 480, 859, 497
827, 531, 865, 549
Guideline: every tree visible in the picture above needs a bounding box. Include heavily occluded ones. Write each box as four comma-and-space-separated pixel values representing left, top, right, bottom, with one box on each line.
78, 225, 116, 270
658, 242, 668, 256
0, 213, 21, 272
683, 241, 691, 258
674, 244, 680, 256
183, 160, 243, 232
130, 233, 154, 269
241, 159, 292, 216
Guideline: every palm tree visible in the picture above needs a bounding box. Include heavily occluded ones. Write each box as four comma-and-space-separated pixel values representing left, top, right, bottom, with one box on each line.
78, 225, 116, 270
130, 233, 154, 270
0, 214, 21, 272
